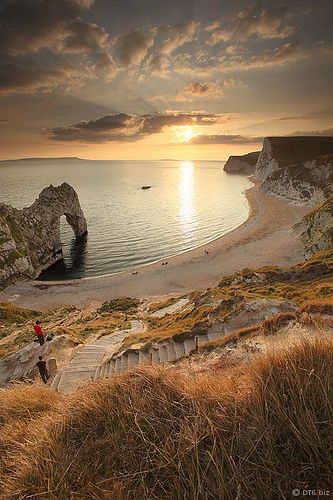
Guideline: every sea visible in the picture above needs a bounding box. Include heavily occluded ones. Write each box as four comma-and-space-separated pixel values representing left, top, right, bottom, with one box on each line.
0, 158, 252, 280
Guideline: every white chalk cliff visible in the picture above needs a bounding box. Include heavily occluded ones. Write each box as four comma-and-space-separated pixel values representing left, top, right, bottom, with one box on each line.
294, 196, 333, 255
224, 151, 260, 174
253, 137, 333, 206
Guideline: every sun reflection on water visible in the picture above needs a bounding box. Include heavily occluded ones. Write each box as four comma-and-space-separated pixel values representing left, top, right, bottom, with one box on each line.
179, 161, 197, 233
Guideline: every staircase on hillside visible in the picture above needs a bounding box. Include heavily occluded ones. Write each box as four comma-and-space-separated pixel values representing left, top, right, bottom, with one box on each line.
51, 320, 145, 393
93, 328, 221, 380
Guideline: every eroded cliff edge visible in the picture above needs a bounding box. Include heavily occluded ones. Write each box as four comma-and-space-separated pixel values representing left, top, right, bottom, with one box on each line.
0, 183, 87, 288
224, 151, 260, 174
294, 196, 333, 256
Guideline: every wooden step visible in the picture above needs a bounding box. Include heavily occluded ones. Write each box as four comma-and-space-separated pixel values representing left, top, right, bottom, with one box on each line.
50, 372, 62, 391
120, 354, 128, 373
94, 365, 102, 380
174, 342, 185, 359
149, 347, 160, 364
139, 350, 150, 365
128, 351, 139, 369
183, 337, 195, 356
100, 363, 108, 378
57, 369, 95, 393
207, 330, 224, 342
108, 360, 115, 377
158, 344, 169, 363
166, 342, 177, 362
114, 357, 121, 373
197, 334, 209, 347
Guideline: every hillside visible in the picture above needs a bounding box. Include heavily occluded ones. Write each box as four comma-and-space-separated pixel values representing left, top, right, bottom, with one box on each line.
294, 196, 333, 254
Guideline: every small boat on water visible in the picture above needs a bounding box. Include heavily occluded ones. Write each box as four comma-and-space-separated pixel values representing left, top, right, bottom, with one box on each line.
141, 185, 152, 190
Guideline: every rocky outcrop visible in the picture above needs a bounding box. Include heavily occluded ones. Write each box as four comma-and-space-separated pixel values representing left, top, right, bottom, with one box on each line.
254, 136, 333, 182
261, 154, 333, 206
224, 151, 260, 174
0, 183, 87, 288
294, 196, 333, 255
0, 334, 78, 383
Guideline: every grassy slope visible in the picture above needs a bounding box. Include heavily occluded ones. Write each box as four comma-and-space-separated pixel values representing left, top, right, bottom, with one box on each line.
0, 297, 139, 357
0, 336, 332, 499
122, 248, 333, 349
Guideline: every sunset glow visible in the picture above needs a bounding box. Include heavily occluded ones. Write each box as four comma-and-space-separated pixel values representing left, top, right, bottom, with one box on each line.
0, 0, 332, 161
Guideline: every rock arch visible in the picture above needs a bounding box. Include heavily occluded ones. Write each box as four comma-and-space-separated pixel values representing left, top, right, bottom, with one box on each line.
0, 183, 87, 288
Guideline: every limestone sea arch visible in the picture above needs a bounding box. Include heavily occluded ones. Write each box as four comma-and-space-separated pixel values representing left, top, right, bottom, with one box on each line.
0, 183, 87, 288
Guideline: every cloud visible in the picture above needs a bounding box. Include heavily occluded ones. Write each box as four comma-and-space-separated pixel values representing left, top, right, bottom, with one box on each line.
176, 79, 239, 101
113, 30, 155, 66
60, 19, 109, 53
0, 0, 116, 92
0, 0, 94, 56
0, 62, 81, 94
189, 134, 263, 145
210, 4, 294, 44
188, 126, 333, 146
158, 21, 199, 55
144, 52, 170, 75
287, 126, 333, 136
47, 111, 218, 142
173, 40, 326, 76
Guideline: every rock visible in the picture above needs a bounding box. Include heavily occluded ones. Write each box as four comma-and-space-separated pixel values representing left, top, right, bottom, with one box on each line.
254, 136, 333, 182
0, 334, 78, 383
208, 299, 297, 337
224, 151, 260, 174
261, 154, 333, 206
0, 183, 87, 288
294, 196, 333, 255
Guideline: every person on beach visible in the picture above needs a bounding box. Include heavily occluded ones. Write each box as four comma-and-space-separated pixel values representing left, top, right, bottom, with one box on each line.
36, 356, 49, 384
33, 320, 45, 346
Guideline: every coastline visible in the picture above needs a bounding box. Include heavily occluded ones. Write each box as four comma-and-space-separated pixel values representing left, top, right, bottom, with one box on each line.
0, 182, 309, 310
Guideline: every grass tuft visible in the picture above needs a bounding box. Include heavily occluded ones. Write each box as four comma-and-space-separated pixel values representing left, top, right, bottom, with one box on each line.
0, 336, 332, 498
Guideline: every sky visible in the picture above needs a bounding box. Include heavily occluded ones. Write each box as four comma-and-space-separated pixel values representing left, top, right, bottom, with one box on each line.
0, 0, 332, 161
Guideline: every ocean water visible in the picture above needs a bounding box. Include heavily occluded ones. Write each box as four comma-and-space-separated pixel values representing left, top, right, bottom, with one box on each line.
0, 159, 251, 280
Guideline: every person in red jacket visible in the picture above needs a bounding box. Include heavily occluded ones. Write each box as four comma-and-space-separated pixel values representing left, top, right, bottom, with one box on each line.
33, 320, 45, 346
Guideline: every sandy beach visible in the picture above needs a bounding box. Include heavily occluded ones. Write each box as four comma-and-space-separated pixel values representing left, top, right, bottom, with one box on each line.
0, 182, 309, 310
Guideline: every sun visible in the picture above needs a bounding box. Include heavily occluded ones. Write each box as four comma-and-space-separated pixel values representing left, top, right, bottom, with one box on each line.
182, 127, 194, 142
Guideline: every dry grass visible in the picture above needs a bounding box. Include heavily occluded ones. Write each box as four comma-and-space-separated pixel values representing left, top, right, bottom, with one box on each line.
122, 304, 212, 349
0, 384, 61, 482
0, 302, 38, 324
0, 336, 332, 499
261, 311, 297, 335
98, 297, 141, 314
201, 323, 263, 352
300, 298, 333, 316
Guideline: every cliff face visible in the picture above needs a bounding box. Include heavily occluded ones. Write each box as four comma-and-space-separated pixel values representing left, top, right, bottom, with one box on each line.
261, 154, 333, 206
224, 151, 260, 174
0, 183, 87, 288
294, 197, 333, 255
254, 136, 333, 182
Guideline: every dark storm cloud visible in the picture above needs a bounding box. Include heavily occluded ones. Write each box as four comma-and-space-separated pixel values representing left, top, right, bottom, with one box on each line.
189, 134, 263, 145
210, 4, 294, 44
61, 19, 109, 53
0, 0, 94, 55
0, 0, 115, 92
47, 112, 218, 142
0, 62, 80, 94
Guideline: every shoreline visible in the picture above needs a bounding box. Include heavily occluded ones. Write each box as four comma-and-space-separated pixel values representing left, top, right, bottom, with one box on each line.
0, 182, 309, 310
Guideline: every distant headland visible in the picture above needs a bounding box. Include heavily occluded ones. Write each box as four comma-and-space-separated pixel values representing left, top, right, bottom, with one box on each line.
0, 157, 88, 163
